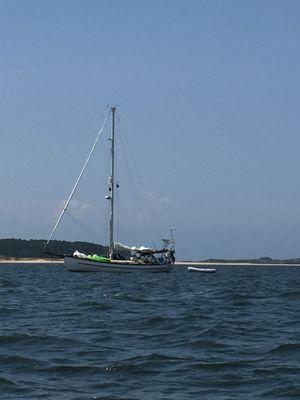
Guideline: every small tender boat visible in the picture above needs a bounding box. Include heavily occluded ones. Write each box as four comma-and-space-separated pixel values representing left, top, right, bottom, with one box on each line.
187, 266, 216, 273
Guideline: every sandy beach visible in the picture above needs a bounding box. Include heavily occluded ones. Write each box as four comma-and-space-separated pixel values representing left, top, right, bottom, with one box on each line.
176, 261, 300, 267
0, 258, 64, 264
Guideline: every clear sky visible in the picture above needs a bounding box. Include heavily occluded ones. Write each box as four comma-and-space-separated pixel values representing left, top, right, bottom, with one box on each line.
1, 0, 300, 259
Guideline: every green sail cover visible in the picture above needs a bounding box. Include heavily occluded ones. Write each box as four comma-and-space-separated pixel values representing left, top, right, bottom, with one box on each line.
87, 254, 111, 263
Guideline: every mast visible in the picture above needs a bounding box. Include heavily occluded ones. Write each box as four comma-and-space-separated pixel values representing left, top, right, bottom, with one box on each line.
109, 106, 116, 258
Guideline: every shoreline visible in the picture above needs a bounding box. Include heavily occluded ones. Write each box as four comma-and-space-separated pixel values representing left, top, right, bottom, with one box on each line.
176, 261, 300, 267
0, 258, 64, 264
0, 258, 299, 267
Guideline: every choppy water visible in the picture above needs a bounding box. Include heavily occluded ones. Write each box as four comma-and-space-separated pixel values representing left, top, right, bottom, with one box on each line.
0, 264, 299, 399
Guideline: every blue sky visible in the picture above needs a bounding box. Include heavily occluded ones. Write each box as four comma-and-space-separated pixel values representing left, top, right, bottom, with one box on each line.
1, 0, 300, 259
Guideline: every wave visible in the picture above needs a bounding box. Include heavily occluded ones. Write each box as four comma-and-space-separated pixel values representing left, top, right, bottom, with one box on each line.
0, 333, 85, 348
0, 307, 20, 316
279, 291, 300, 300
231, 293, 254, 305
267, 343, 300, 355
88, 396, 133, 400
263, 384, 300, 398
193, 360, 253, 371
79, 300, 112, 311
0, 354, 46, 367
40, 362, 155, 377
0, 376, 17, 387
0, 278, 20, 288
165, 337, 227, 351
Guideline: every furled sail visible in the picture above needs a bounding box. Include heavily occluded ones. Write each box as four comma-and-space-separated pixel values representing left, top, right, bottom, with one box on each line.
113, 242, 154, 253
113, 242, 170, 255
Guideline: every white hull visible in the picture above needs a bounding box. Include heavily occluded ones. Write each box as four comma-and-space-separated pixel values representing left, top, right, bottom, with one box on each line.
187, 266, 216, 273
65, 256, 174, 273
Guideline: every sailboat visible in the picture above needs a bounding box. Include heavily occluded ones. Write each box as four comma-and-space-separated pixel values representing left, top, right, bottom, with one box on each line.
46, 107, 175, 272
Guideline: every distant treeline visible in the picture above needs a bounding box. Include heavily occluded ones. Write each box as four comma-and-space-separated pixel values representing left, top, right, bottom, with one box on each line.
0, 239, 108, 259
202, 256, 300, 264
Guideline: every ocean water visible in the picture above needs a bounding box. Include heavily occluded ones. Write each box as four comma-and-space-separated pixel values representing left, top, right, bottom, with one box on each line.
0, 264, 299, 400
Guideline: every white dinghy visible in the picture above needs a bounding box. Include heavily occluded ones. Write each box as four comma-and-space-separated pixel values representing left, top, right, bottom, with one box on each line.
187, 266, 216, 273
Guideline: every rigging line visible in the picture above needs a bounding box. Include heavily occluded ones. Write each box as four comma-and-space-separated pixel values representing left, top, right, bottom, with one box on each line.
116, 111, 163, 243
117, 111, 163, 240
65, 210, 99, 243
118, 134, 155, 248
117, 116, 156, 248
44, 110, 111, 248
115, 182, 119, 243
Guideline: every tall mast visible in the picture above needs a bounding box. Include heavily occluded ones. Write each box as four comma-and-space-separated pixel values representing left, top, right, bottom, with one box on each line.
109, 106, 116, 258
